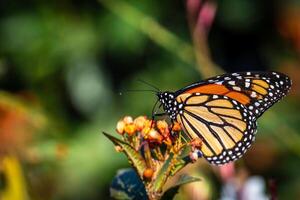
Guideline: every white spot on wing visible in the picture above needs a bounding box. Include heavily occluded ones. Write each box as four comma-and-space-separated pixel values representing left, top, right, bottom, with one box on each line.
251, 92, 257, 98
228, 81, 235, 85
233, 86, 241, 91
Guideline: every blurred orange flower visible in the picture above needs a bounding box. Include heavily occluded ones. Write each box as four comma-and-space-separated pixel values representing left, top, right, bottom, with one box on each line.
147, 129, 163, 144
172, 122, 182, 132
115, 116, 183, 148
124, 124, 136, 136
116, 120, 125, 135
134, 116, 147, 131
0, 92, 46, 154
278, 5, 300, 53
123, 116, 133, 124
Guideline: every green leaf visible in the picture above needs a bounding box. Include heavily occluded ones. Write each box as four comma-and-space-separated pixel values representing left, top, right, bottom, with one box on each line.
152, 153, 174, 193
161, 174, 201, 200
170, 174, 201, 188
169, 159, 186, 176
169, 145, 192, 176
102, 132, 147, 179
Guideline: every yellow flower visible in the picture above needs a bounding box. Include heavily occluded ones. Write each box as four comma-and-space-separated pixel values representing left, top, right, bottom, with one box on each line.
189, 138, 202, 150
134, 116, 147, 131
124, 123, 136, 136
116, 120, 125, 135
156, 120, 168, 134
123, 116, 133, 124
141, 126, 151, 137
141, 119, 154, 136
148, 129, 163, 143
0, 155, 29, 200
172, 122, 182, 132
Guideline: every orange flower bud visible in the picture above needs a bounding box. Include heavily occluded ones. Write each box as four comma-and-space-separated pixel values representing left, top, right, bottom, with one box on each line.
143, 168, 154, 180
148, 129, 163, 143
134, 116, 147, 131
172, 122, 182, 132
124, 124, 136, 136
144, 119, 154, 128
114, 145, 123, 152
156, 120, 168, 134
123, 116, 133, 124
116, 120, 125, 134
141, 119, 154, 136
190, 138, 202, 149
141, 126, 151, 137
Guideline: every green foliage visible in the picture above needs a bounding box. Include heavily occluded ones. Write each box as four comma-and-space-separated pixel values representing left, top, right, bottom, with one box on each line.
103, 132, 147, 178
161, 175, 201, 200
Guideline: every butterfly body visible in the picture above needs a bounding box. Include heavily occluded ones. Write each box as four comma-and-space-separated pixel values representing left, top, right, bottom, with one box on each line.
157, 71, 291, 165
157, 92, 181, 120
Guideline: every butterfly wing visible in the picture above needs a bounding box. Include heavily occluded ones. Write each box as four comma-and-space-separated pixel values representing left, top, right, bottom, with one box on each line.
173, 71, 291, 165
176, 71, 291, 118
176, 93, 256, 165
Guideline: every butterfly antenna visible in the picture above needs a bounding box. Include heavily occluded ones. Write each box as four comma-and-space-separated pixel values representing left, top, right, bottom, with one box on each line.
137, 79, 160, 92
119, 89, 158, 96
151, 99, 159, 120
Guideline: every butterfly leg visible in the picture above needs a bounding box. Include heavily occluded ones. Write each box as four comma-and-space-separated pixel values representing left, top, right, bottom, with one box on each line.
169, 120, 179, 141
151, 112, 167, 122
150, 113, 167, 129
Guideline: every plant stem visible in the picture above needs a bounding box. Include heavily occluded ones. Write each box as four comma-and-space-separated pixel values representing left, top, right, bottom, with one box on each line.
144, 142, 153, 168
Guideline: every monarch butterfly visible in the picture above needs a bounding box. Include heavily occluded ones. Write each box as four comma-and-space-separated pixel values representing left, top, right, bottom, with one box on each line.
155, 71, 291, 165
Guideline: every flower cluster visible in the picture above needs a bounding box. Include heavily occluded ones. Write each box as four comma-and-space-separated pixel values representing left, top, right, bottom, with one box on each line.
116, 116, 181, 148
104, 115, 203, 200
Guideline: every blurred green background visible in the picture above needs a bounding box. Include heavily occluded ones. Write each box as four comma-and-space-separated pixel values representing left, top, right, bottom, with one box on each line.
0, 0, 300, 199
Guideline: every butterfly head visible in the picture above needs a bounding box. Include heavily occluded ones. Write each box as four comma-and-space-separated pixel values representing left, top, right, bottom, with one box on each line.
157, 92, 181, 120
